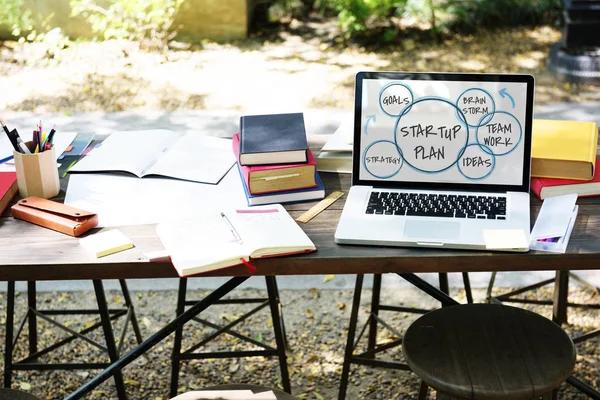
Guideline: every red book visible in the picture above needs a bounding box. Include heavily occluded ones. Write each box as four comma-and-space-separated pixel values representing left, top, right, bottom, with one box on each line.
531, 164, 600, 200
0, 172, 18, 216
232, 133, 317, 194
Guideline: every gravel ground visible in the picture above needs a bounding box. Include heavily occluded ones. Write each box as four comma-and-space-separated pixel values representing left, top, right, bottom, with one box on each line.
0, 282, 598, 400
0, 21, 599, 115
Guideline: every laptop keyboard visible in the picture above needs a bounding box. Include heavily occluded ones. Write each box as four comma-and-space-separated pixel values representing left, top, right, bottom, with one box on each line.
365, 191, 507, 220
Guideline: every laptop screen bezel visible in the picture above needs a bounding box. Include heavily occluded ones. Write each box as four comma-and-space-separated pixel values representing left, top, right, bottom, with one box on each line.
352, 71, 534, 193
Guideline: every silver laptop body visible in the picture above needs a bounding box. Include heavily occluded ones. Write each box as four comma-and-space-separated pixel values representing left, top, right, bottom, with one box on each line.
334, 71, 535, 251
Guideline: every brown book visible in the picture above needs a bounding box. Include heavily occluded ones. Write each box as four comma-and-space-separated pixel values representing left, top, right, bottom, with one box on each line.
233, 133, 317, 194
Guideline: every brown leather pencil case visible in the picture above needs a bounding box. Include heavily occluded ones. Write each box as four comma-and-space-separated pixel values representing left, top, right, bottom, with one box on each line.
11, 196, 98, 237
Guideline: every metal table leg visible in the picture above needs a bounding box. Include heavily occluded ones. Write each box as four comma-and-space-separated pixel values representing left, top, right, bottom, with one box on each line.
266, 276, 291, 393
397, 273, 459, 307
338, 274, 364, 400
3, 281, 15, 389
66, 276, 249, 400
169, 278, 187, 398
93, 280, 128, 400
27, 281, 37, 358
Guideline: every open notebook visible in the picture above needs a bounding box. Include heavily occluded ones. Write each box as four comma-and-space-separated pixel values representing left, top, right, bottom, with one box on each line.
69, 130, 235, 184
156, 204, 316, 276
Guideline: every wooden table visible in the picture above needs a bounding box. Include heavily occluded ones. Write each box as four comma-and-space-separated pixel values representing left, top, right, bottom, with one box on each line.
2, 141, 600, 399
1, 170, 600, 282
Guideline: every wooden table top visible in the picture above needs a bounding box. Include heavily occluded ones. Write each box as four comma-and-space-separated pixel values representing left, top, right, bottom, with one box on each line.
1, 138, 599, 282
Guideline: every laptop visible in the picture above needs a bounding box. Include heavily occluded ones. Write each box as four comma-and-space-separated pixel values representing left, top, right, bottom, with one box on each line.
334, 71, 534, 251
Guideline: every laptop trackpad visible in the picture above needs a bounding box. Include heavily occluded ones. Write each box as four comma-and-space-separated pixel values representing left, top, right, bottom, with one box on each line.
404, 220, 460, 241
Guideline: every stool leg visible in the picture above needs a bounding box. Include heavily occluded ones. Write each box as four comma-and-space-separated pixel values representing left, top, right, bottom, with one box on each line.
438, 273, 449, 296
438, 273, 450, 309
169, 278, 187, 398
93, 280, 128, 400
553, 270, 569, 325
4, 281, 15, 389
486, 271, 497, 303
118, 279, 143, 345
418, 381, 429, 400
265, 276, 291, 393
367, 274, 382, 356
27, 281, 38, 358
541, 390, 557, 400
461, 273, 473, 304
339, 274, 364, 400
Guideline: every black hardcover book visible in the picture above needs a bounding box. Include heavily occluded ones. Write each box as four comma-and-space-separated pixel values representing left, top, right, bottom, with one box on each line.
239, 112, 308, 165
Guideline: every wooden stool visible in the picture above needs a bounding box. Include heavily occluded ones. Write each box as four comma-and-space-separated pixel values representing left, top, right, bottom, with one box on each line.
339, 273, 473, 399
402, 304, 576, 400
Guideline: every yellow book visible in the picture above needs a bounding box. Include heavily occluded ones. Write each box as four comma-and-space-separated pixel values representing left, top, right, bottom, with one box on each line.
79, 229, 134, 258
531, 119, 598, 180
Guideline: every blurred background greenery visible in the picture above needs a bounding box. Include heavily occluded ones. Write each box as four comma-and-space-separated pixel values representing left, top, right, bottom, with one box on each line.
2, 0, 595, 113
0, 0, 563, 46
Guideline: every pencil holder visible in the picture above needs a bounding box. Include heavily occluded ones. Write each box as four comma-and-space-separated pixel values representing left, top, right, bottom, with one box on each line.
13, 141, 60, 199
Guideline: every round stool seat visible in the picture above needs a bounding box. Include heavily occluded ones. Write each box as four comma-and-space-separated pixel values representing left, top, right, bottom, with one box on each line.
402, 304, 576, 400
0, 389, 42, 400
195, 384, 296, 399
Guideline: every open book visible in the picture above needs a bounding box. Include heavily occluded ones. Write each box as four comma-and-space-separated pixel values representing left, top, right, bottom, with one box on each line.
156, 204, 316, 276
69, 130, 235, 184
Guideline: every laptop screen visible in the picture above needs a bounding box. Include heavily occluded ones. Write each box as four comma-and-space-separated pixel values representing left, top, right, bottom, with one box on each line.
353, 72, 534, 193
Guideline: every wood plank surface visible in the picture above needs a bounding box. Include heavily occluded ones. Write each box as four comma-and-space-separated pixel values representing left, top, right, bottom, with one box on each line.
1, 139, 600, 281
402, 304, 576, 399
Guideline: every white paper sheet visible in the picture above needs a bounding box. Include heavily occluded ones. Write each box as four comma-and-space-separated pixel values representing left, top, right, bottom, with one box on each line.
530, 205, 578, 253
320, 120, 353, 152
147, 134, 236, 184
483, 229, 529, 250
170, 390, 276, 400
70, 129, 176, 176
0, 131, 77, 171
170, 390, 255, 400
64, 167, 248, 227
530, 193, 578, 240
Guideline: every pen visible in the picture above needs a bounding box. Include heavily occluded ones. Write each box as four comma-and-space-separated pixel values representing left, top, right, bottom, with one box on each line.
221, 212, 243, 244
0, 119, 10, 135
1, 119, 20, 152
37, 129, 42, 152
0, 155, 14, 164
45, 126, 56, 147
38, 120, 42, 151
8, 129, 31, 154
32, 129, 38, 148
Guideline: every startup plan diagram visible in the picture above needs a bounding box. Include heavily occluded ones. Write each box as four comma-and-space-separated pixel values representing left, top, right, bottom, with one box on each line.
360, 81, 526, 183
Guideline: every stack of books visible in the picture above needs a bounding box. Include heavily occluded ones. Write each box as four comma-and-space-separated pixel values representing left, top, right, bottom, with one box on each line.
530, 119, 599, 200
233, 112, 325, 206
317, 119, 353, 174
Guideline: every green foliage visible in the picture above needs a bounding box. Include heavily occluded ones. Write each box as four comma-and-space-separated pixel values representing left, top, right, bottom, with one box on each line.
327, 0, 408, 38
308, 0, 562, 42
442, 0, 562, 31
268, 0, 306, 20
69, 0, 184, 50
0, 0, 33, 37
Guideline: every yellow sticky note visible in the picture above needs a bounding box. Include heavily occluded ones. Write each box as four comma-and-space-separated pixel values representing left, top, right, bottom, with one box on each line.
79, 229, 134, 258
483, 229, 529, 251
